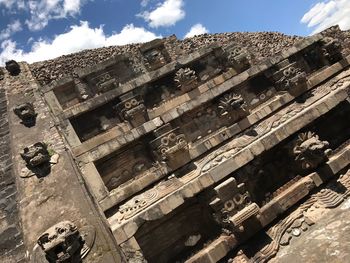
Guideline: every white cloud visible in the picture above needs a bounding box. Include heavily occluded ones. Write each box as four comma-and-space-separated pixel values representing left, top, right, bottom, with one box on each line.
141, 0, 150, 7
0, 0, 87, 31
0, 20, 22, 40
0, 21, 160, 65
138, 0, 185, 28
0, 0, 16, 9
184, 23, 209, 38
301, 0, 350, 34
25, 0, 86, 31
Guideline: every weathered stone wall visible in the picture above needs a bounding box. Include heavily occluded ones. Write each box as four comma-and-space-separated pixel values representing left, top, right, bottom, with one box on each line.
0, 80, 25, 262
29, 26, 350, 87
3, 63, 125, 262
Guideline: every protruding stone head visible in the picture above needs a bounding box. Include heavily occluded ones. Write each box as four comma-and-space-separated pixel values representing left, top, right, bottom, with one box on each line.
13, 102, 36, 126
5, 60, 20, 76
174, 68, 198, 92
37, 221, 82, 262
293, 132, 331, 169
21, 142, 50, 168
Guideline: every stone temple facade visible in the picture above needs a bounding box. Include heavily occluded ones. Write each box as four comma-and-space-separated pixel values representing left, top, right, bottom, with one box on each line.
1, 25, 350, 263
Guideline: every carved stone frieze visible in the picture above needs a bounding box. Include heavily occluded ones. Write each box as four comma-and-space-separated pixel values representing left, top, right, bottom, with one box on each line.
93, 71, 119, 93
248, 170, 350, 263
5, 59, 20, 75
115, 177, 183, 223
21, 142, 50, 168
227, 46, 251, 72
143, 49, 166, 70
272, 61, 307, 91
150, 124, 190, 170
293, 131, 331, 170
140, 39, 171, 71
174, 68, 198, 93
34, 221, 95, 263
210, 177, 259, 233
218, 92, 247, 120
114, 93, 148, 128
321, 37, 343, 64
13, 102, 36, 127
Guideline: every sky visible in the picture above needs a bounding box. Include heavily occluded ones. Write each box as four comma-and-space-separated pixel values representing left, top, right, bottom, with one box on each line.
0, 0, 350, 65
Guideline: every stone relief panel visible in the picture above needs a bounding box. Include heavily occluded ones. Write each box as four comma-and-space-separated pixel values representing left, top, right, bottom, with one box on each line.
209, 177, 259, 233
95, 142, 153, 191
270, 60, 307, 91
292, 131, 332, 170
89, 69, 119, 94
150, 123, 190, 170
217, 92, 248, 121
77, 55, 139, 97
225, 45, 251, 72
134, 200, 220, 263
174, 67, 198, 93
139, 39, 171, 71
321, 37, 343, 64
173, 103, 226, 143
70, 98, 126, 142
114, 93, 148, 128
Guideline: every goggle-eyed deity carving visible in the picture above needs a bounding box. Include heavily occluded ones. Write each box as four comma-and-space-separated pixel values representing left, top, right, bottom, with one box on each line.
150, 124, 190, 170
226, 46, 251, 72
92, 71, 118, 94
13, 102, 37, 126
210, 177, 260, 233
114, 93, 148, 128
174, 68, 198, 93
272, 60, 307, 91
293, 131, 332, 170
34, 221, 95, 263
21, 142, 50, 168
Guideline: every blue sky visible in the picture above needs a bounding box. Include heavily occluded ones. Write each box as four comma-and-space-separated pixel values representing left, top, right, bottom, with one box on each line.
0, 0, 349, 64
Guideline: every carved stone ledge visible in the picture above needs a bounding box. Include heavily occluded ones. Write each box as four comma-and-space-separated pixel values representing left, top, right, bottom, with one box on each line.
150, 123, 190, 170
174, 68, 198, 93
13, 102, 37, 127
292, 131, 332, 170
114, 93, 148, 128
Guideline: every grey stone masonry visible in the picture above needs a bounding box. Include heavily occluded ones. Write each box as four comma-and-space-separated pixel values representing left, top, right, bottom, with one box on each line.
0, 76, 26, 262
